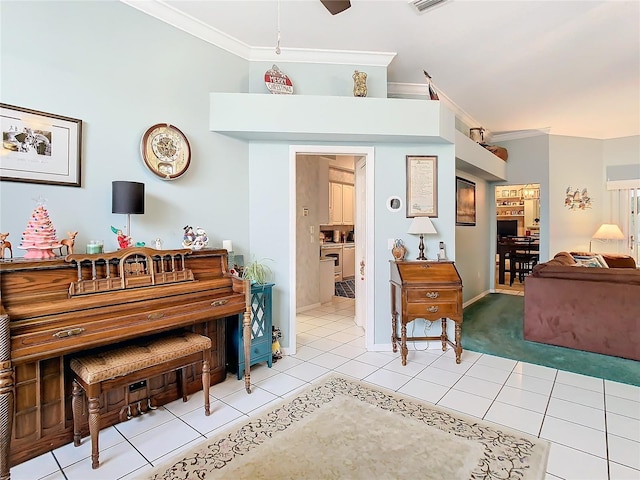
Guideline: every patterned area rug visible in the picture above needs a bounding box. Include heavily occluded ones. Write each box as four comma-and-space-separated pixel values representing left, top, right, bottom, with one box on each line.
334, 279, 355, 298
148, 375, 549, 479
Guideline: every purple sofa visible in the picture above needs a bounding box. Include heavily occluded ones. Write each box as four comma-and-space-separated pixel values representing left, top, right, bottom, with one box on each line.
524, 252, 640, 361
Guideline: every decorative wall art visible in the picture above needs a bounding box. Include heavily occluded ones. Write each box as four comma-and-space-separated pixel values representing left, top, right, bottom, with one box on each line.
0, 103, 82, 187
565, 186, 592, 210
264, 65, 293, 94
456, 177, 476, 226
406, 155, 438, 218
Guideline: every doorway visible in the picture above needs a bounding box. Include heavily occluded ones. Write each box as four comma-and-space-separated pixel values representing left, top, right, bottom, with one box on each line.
289, 145, 374, 355
495, 183, 540, 291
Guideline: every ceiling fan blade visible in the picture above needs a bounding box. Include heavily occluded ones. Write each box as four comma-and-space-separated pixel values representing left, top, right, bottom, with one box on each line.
320, 0, 351, 15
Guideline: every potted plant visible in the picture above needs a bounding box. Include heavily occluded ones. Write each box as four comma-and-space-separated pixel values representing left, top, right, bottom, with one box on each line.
242, 258, 273, 285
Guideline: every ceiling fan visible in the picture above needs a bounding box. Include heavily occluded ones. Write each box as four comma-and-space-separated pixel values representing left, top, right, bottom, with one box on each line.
321, 0, 351, 15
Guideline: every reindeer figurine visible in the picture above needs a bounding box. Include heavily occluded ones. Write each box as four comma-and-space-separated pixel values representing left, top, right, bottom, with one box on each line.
60, 231, 78, 256
0, 232, 12, 259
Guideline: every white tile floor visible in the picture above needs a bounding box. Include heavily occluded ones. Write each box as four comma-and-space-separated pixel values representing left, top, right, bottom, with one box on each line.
11, 295, 640, 480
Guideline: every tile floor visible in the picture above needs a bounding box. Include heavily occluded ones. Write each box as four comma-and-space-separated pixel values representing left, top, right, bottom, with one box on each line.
11, 295, 640, 480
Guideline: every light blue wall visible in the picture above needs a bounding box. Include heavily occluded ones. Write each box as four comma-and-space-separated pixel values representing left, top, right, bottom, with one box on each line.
496, 134, 639, 260
249, 62, 388, 97
0, 1, 250, 253
454, 172, 491, 303
494, 135, 551, 261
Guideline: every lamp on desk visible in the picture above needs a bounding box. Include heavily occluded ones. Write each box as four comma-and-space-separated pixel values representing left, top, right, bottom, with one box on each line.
590, 223, 624, 252
407, 217, 437, 260
112, 181, 145, 240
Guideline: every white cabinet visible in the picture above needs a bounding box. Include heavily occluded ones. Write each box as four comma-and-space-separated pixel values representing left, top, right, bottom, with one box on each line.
329, 182, 354, 225
342, 244, 355, 279
342, 184, 354, 225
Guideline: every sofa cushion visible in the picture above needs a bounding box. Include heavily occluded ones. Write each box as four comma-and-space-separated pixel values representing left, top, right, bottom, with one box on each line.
545, 251, 577, 266
572, 253, 609, 268
570, 251, 636, 269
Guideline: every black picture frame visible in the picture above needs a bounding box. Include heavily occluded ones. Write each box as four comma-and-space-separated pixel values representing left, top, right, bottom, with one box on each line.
456, 176, 476, 226
0, 103, 82, 187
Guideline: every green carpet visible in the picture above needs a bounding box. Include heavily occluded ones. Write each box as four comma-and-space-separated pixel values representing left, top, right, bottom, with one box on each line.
462, 293, 640, 387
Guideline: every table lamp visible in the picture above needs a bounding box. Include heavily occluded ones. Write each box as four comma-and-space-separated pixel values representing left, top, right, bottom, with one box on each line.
590, 223, 624, 252
112, 181, 145, 240
407, 217, 437, 260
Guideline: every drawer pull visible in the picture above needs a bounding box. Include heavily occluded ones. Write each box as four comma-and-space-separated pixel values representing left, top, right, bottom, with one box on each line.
427, 306, 439, 313
211, 299, 229, 307
147, 312, 165, 320
425, 292, 439, 299
53, 327, 85, 338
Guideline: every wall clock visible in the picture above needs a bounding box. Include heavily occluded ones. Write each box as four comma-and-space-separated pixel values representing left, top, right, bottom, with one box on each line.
140, 123, 191, 180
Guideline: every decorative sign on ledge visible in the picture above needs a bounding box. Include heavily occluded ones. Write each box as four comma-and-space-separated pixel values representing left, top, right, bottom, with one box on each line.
65, 247, 194, 296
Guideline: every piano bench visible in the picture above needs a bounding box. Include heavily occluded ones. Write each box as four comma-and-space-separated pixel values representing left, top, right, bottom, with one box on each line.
69, 331, 212, 469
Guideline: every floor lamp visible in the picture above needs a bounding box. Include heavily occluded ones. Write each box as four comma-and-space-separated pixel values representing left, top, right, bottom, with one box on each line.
112, 181, 145, 242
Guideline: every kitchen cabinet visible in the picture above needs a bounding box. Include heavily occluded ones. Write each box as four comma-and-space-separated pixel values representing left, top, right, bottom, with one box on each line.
329, 182, 354, 225
342, 244, 355, 279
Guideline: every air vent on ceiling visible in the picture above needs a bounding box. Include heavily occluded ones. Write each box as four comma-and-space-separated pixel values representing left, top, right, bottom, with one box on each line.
408, 0, 449, 14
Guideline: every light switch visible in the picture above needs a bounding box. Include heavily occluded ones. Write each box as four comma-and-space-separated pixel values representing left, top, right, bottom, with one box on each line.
303, 207, 309, 217
309, 226, 314, 233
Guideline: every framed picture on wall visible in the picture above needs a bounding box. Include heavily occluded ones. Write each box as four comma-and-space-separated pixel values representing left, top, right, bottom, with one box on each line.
406, 155, 438, 217
456, 176, 476, 226
0, 103, 82, 187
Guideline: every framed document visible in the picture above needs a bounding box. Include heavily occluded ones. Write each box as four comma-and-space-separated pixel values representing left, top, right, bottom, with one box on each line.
406, 155, 437, 217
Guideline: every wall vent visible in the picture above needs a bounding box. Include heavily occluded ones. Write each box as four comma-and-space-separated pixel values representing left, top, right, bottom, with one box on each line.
408, 0, 450, 14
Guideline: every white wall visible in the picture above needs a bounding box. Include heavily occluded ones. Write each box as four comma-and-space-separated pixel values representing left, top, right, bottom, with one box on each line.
549, 136, 605, 254
0, 1, 250, 254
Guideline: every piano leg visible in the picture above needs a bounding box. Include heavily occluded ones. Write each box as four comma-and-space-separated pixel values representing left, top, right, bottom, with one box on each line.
0, 313, 13, 480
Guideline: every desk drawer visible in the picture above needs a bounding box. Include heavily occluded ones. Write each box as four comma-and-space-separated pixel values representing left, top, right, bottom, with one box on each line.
406, 302, 459, 319
406, 289, 458, 303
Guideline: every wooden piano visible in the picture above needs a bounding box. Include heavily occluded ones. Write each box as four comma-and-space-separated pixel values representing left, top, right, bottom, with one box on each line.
0, 247, 251, 479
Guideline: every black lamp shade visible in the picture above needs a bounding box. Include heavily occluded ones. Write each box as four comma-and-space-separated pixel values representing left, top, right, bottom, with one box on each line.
112, 181, 145, 214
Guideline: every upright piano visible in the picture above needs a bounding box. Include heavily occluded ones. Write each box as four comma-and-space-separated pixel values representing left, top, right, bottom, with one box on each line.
0, 247, 251, 479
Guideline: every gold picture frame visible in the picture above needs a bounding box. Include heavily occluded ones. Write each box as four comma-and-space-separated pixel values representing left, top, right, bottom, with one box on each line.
406, 155, 438, 217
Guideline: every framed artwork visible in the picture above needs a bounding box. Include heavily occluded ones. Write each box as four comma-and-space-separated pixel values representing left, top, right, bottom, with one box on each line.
456, 176, 476, 226
0, 103, 82, 187
406, 155, 438, 217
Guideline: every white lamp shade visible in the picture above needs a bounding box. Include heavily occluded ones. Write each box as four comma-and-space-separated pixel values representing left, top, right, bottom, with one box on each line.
592, 223, 624, 240
408, 217, 437, 235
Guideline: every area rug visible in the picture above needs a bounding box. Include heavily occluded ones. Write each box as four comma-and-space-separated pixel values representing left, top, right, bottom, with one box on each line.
334, 279, 355, 298
462, 293, 640, 387
148, 375, 549, 479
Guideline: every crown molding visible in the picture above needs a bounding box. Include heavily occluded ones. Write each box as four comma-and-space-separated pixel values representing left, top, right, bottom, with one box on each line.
121, 0, 395, 67
121, 0, 252, 58
250, 47, 396, 67
490, 128, 551, 142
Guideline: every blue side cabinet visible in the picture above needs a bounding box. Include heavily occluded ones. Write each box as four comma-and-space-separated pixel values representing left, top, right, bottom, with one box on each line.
226, 283, 274, 380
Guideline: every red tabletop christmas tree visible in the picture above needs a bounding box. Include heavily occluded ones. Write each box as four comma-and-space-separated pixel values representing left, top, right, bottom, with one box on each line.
19, 202, 61, 259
